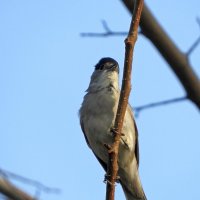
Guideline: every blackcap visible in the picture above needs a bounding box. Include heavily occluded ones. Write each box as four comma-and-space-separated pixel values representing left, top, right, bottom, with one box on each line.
79, 57, 147, 200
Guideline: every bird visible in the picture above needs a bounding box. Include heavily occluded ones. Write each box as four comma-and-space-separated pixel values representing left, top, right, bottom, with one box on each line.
79, 57, 147, 200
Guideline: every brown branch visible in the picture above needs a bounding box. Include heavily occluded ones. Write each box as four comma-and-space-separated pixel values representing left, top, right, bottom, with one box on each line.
0, 178, 35, 200
0, 168, 61, 200
134, 96, 187, 117
0, 169, 61, 195
121, 0, 200, 110
105, 1, 144, 200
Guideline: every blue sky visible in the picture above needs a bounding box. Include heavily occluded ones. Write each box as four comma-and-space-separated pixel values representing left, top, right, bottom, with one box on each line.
0, 1, 200, 200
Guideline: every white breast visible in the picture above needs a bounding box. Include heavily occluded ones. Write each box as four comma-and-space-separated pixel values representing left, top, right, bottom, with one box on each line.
80, 70, 136, 165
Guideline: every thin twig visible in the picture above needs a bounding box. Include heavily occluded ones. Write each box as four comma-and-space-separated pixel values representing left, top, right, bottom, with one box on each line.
0, 169, 61, 195
186, 36, 200, 56
0, 178, 35, 200
197, 17, 200, 28
102, 20, 112, 32
105, 1, 144, 200
134, 96, 187, 117
186, 17, 200, 56
81, 20, 128, 37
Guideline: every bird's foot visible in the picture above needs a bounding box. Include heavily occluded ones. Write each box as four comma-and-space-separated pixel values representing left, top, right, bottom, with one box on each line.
115, 175, 120, 183
104, 143, 112, 151
104, 143, 113, 154
110, 127, 125, 136
103, 174, 120, 185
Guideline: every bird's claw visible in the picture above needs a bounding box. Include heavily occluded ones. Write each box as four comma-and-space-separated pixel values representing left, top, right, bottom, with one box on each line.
104, 143, 112, 150
103, 174, 119, 185
103, 174, 110, 183
115, 175, 120, 183
110, 127, 125, 136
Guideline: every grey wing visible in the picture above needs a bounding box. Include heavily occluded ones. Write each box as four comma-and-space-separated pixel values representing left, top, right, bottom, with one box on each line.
80, 119, 107, 171
127, 105, 140, 167
80, 119, 91, 148
80, 106, 139, 169
134, 120, 140, 167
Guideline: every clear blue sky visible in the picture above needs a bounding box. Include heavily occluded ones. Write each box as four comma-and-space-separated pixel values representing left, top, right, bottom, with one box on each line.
0, 1, 200, 200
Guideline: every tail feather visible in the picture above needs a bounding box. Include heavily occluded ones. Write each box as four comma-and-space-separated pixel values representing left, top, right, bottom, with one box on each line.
121, 181, 147, 200
121, 184, 147, 200
120, 169, 147, 200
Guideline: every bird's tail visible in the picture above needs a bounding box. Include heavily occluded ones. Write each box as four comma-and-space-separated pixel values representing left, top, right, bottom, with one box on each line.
120, 170, 147, 200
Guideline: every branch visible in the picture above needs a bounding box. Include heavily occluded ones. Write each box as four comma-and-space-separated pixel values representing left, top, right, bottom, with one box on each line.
81, 20, 128, 37
105, 1, 144, 200
0, 168, 61, 199
82, 17, 200, 57
121, 0, 200, 110
0, 178, 35, 200
134, 96, 187, 117
186, 36, 200, 56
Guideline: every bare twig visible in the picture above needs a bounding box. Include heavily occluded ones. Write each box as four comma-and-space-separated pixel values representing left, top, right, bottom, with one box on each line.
0, 178, 35, 200
186, 36, 200, 56
81, 20, 128, 37
186, 17, 200, 56
121, 0, 200, 110
105, 1, 144, 200
0, 169, 61, 196
197, 17, 200, 27
134, 96, 187, 117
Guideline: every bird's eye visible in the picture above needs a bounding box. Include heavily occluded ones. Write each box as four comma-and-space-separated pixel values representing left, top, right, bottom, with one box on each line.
95, 64, 104, 70
95, 57, 119, 72
99, 65, 104, 70
95, 63, 114, 71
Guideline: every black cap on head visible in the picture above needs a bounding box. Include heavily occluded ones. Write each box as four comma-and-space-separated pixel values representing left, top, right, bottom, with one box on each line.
95, 57, 119, 73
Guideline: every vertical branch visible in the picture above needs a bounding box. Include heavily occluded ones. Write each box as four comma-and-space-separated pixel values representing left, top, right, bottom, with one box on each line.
105, 1, 144, 200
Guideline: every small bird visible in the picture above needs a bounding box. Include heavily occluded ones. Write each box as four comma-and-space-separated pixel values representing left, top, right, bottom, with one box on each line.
79, 57, 147, 200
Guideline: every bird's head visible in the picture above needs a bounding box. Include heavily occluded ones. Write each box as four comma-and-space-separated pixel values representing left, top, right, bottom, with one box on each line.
95, 57, 119, 73
87, 57, 119, 92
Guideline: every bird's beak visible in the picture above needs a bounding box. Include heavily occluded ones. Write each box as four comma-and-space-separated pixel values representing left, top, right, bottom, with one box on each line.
109, 64, 119, 73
